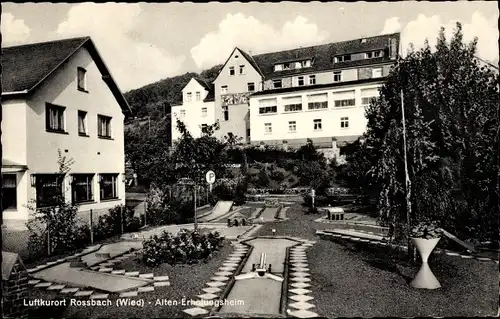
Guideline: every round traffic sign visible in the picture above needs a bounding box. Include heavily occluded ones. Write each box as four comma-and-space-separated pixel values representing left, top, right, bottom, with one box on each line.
206, 171, 216, 184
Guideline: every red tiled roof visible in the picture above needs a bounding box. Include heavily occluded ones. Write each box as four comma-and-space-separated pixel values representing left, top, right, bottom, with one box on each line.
2, 37, 132, 115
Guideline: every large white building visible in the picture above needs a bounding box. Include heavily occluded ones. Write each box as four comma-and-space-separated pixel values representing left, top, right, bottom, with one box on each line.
1, 37, 132, 230
171, 78, 215, 142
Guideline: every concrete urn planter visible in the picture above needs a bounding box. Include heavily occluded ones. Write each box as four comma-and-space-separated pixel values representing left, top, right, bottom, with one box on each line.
409, 237, 441, 289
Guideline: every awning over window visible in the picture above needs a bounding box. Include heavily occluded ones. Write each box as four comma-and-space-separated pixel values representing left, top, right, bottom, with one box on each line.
307, 93, 328, 102
259, 98, 277, 107
361, 88, 379, 97
2, 158, 28, 173
332, 90, 355, 100
282, 96, 302, 104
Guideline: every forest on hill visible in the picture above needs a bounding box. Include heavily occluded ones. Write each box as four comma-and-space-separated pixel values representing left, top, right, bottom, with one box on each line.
124, 64, 223, 120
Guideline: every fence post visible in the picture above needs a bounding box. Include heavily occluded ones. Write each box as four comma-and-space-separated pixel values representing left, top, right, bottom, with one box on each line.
90, 209, 94, 245
47, 221, 51, 256
144, 201, 147, 227
120, 205, 124, 234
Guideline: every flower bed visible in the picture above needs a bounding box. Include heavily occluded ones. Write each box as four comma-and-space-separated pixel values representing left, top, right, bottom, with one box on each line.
142, 229, 224, 266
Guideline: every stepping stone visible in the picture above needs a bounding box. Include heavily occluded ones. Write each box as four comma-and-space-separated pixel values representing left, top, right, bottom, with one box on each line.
154, 276, 170, 282
95, 252, 111, 258
289, 288, 312, 295
291, 277, 311, 282
125, 271, 140, 277
154, 281, 170, 287
100, 263, 114, 267
197, 293, 218, 300
289, 295, 314, 302
203, 287, 222, 294
28, 280, 41, 285
120, 291, 138, 297
215, 271, 232, 277
460, 255, 474, 259
139, 273, 154, 279
61, 288, 79, 294
291, 272, 310, 277
290, 258, 307, 263
289, 301, 315, 310
206, 281, 225, 288
90, 293, 109, 299
445, 252, 460, 256
74, 290, 94, 297
288, 309, 319, 318
47, 284, 65, 290
477, 257, 492, 261
138, 286, 155, 293
98, 268, 113, 273
291, 282, 311, 289
211, 276, 230, 282
219, 267, 237, 272
112, 270, 126, 275
290, 253, 306, 256
34, 282, 52, 288
222, 262, 239, 267
183, 307, 209, 316
291, 267, 310, 272
292, 263, 308, 268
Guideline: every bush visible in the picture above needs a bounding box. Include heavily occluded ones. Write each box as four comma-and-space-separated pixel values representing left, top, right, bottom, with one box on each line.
142, 229, 225, 266
269, 170, 286, 182
93, 205, 140, 241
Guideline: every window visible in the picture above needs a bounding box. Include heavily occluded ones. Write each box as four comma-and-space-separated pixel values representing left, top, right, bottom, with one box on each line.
283, 96, 302, 112
221, 85, 228, 94
100, 174, 118, 200
235, 55, 239, 59
288, 121, 297, 132
77, 67, 87, 91
366, 51, 382, 59
239, 65, 245, 74
229, 67, 235, 76
341, 117, 349, 128
313, 119, 322, 131
361, 97, 378, 105
97, 115, 112, 138
201, 107, 207, 117
35, 174, 64, 208
46, 103, 65, 132
264, 123, 272, 134
273, 79, 282, 89
2, 174, 17, 210
201, 124, 208, 133
283, 63, 291, 70
372, 68, 383, 78
223, 106, 229, 121
334, 99, 356, 107
309, 75, 316, 85
333, 71, 342, 82
365, 52, 373, 59
297, 76, 304, 86
186, 92, 192, 102
78, 111, 87, 136
259, 106, 277, 114
180, 109, 186, 118
307, 93, 328, 110
302, 60, 312, 68
72, 174, 94, 204
247, 82, 255, 92
196, 92, 201, 101
334, 55, 351, 62
274, 64, 283, 72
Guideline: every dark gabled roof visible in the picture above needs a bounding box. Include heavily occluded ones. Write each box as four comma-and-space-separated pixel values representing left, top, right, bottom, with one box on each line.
2, 37, 132, 115
238, 48, 263, 76
192, 77, 215, 102
252, 33, 400, 80
249, 77, 386, 97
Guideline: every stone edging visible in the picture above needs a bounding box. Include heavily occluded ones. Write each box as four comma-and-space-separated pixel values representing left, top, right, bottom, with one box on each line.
316, 230, 499, 264
26, 244, 103, 274
313, 215, 385, 228
237, 224, 263, 240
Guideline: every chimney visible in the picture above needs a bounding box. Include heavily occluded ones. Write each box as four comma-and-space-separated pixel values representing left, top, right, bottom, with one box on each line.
390, 38, 397, 60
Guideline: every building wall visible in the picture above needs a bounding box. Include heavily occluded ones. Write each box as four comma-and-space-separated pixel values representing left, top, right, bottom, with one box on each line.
171, 101, 216, 141
4, 47, 128, 223
213, 48, 262, 141
249, 82, 384, 147
2, 100, 28, 166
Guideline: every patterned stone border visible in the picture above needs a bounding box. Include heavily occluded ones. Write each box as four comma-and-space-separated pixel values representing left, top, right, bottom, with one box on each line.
313, 215, 386, 229
286, 240, 319, 318
183, 242, 251, 317
316, 230, 499, 264
26, 244, 103, 274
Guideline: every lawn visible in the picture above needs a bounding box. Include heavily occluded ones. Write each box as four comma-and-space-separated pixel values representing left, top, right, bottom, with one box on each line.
58, 239, 233, 318
256, 204, 499, 317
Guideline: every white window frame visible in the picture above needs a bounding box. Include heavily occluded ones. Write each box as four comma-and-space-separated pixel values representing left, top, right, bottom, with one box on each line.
239, 65, 245, 74
313, 119, 322, 131
78, 110, 88, 136
340, 117, 349, 129
288, 121, 297, 132
333, 71, 342, 82
229, 67, 235, 76
221, 85, 228, 94
273, 79, 282, 89
297, 76, 304, 86
372, 68, 383, 78
180, 109, 186, 118
274, 64, 283, 71
201, 107, 207, 117
247, 82, 255, 92
186, 92, 192, 102
195, 92, 201, 101
264, 123, 272, 134
77, 67, 87, 91
309, 75, 316, 85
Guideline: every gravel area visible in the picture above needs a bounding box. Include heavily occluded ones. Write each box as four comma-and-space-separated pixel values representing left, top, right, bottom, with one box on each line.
256, 204, 499, 317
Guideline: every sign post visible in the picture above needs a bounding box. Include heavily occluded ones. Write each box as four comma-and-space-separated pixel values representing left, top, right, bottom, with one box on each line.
206, 170, 216, 193
311, 189, 316, 209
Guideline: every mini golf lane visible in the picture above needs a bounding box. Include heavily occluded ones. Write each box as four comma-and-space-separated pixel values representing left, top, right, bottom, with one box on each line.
218, 237, 299, 316
259, 207, 279, 222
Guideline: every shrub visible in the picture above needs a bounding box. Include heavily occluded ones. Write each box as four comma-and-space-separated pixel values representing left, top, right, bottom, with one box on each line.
269, 170, 286, 182
410, 222, 443, 239
93, 205, 140, 240
142, 229, 225, 266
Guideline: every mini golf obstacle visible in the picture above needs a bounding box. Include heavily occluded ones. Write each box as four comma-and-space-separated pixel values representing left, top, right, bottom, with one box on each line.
234, 253, 283, 282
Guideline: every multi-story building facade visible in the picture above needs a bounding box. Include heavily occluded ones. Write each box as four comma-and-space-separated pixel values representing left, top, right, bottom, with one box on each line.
248, 33, 400, 160
1, 37, 132, 230
171, 78, 215, 141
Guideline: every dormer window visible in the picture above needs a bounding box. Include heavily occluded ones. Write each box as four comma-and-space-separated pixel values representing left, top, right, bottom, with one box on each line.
283, 63, 291, 70
302, 60, 312, 67
365, 51, 382, 59
274, 64, 283, 72
77, 67, 87, 91
334, 55, 351, 63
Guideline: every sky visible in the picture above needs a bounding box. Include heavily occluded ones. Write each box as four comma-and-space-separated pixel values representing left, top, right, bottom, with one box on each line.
2, 2, 498, 92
